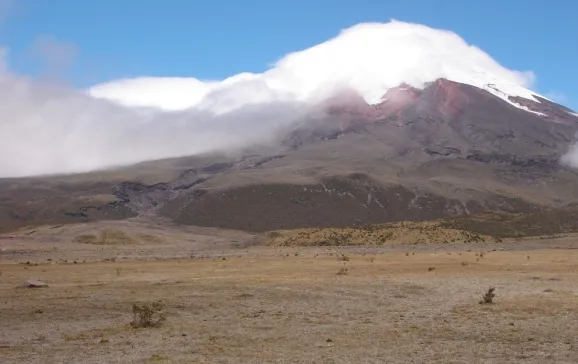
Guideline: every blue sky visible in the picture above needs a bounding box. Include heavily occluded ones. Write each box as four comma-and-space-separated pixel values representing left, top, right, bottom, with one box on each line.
1, 0, 576, 108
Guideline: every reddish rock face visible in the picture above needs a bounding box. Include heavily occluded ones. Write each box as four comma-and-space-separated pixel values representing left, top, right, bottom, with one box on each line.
321, 84, 424, 130
320, 78, 574, 131
321, 79, 469, 128
426, 79, 470, 117
374, 84, 421, 119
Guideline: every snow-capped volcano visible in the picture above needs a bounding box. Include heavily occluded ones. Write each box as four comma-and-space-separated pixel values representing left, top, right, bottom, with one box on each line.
4, 21, 578, 233
89, 20, 546, 116
0, 20, 576, 178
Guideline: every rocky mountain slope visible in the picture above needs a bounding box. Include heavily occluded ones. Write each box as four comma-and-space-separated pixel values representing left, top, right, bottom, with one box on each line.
1, 78, 578, 234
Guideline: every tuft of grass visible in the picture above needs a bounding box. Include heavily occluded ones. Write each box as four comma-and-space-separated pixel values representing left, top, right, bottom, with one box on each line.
336, 268, 349, 276
479, 287, 496, 304
149, 354, 169, 362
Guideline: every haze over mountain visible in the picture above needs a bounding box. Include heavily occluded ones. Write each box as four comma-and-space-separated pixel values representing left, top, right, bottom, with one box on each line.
1, 20, 578, 234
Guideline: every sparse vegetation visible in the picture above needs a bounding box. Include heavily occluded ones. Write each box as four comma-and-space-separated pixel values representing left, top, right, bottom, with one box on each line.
3, 242, 578, 363
137, 233, 163, 244
441, 210, 578, 239
74, 229, 137, 245
100, 229, 136, 245
131, 300, 166, 328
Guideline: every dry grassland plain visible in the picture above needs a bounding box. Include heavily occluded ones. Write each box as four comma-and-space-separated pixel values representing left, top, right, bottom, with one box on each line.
1, 221, 578, 363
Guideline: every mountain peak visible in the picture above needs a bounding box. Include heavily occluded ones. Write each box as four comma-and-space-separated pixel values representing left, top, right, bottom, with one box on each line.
319, 78, 575, 128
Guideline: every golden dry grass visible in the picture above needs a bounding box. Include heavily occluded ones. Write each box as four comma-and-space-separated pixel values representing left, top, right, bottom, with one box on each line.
2, 247, 578, 363
265, 221, 493, 246
72, 229, 158, 245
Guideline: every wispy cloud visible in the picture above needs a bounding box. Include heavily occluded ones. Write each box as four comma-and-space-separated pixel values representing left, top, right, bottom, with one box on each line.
27, 34, 78, 77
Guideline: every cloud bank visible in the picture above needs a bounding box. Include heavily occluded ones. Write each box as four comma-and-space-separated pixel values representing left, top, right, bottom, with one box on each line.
0, 64, 313, 177
90, 21, 538, 114
0, 20, 543, 177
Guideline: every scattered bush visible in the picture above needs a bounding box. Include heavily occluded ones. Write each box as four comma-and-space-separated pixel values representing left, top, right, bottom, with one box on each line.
479, 287, 496, 304
131, 300, 166, 328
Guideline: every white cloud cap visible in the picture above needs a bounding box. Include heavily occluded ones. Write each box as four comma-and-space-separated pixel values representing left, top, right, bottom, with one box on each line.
89, 20, 539, 114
